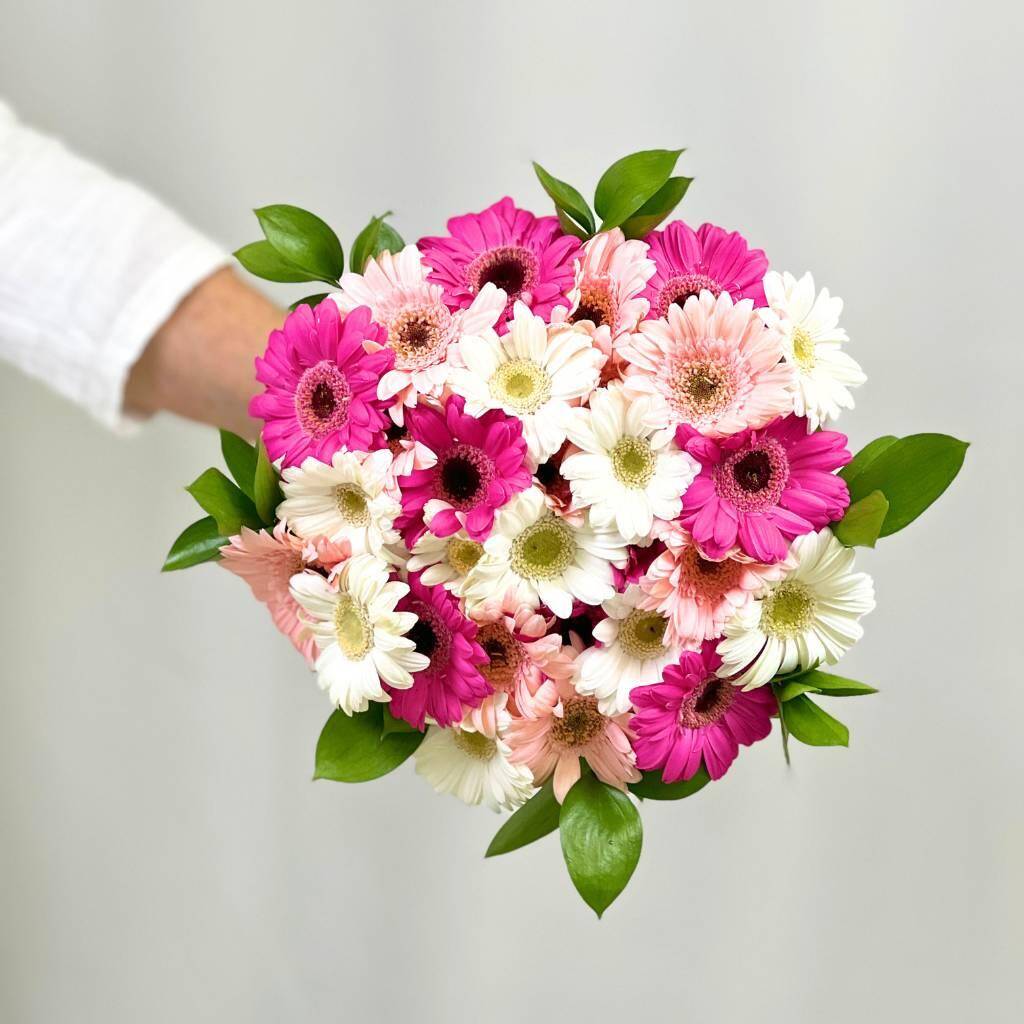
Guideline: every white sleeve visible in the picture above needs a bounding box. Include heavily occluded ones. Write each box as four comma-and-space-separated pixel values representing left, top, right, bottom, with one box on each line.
0, 101, 229, 430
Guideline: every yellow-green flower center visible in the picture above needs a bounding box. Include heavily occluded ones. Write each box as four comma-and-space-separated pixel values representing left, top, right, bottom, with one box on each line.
610, 436, 655, 489
618, 608, 669, 659
509, 516, 576, 580
333, 594, 373, 659
791, 326, 816, 371
761, 581, 816, 638
489, 358, 552, 414
334, 484, 370, 525
451, 729, 498, 761
447, 536, 484, 575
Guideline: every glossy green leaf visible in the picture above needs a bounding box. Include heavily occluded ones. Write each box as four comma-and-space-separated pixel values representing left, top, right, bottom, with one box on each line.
219, 430, 257, 500
840, 435, 898, 487
253, 440, 281, 526
485, 778, 560, 857
629, 765, 710, 800
533, 161, 595, 235
254, 204, 345, 284
161, 516, 229, 572
186, 468, 261, 535
620, 175, 693, 238
559, 773, 642, 917
234, 240, 317, 283
780, 695, 849, 747
288, 293, 330, 312
350, 212, 405, 273
843, 433, 968, 537
833, 489, 889, 548
313, 704, 424, 783
594, 148, 683, 232
777, 670, 878, 701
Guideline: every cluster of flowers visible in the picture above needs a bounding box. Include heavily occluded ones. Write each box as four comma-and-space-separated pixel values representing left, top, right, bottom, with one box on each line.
220, 196, 877, 812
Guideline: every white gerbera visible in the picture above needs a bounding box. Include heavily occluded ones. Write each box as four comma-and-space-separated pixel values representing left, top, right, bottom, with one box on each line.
290, 555, 428, 714
405, 529, 484, 598
277, 448, 401, 556
561, 382, 700, 542
414, 711, 535, 812
461, 487, 628, 619
574, 584, 682, 714
762, 270, 866, 431
448, 301, 603, 466
716, 528, 876, 690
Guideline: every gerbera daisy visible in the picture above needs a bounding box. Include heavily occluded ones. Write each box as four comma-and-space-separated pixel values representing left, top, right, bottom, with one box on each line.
289, 555, 428, 714
506, 675, 640, 802
277, 448, 402, 556
448, 303, 603, 467
334, 244, 505, 423
249, 301, 394, 467
638, 528, 787, 649
560, 382, 700, 542
677, 416, 851, 563
405, 529, 485, 598
418, 196, 580, 329
219, 523, 317, 663
630, 643, 776, 781
397, 394, 532, 543
383, 572, 490, 729
461, 487, 629, 619
716, 528, 876, 690
619, 290, 794, 435
573, 585, 681, 715
640, 220, 769, 315
762, 270, 867, 431
414, 711, 535, 812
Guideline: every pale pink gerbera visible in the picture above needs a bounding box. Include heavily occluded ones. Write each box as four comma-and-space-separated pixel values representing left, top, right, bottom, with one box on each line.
638, 528, 787, 649
219, 523, 317, 663
249, 302, 393, 467
552, 228, 655, 358
620, 290, 795, 434
506, 676, 640, 802
630, 643, 775, 782
334, 244, 505, 424
641, 220, 769, 315
418, 197, 580, 330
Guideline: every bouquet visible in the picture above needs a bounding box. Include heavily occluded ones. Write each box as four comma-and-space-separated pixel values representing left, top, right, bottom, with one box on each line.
165, 150, 967, 915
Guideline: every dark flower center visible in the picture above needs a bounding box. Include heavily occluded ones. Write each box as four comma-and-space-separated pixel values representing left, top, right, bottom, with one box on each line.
402, 602, 450, 668
678, 675, 735, 729
467, 245, 539, 303
310, 381, 337, 418
693, 677, 726, 715
407, 618, 438, 658
657, 272, 721, 317
732, 450, 774, 493
476, 623, 524, 690
568, 283, 616, 328
435, 444, 494, 510
295, 360, 352, 440
713, 438, 791, 514
550, 696, 605, 749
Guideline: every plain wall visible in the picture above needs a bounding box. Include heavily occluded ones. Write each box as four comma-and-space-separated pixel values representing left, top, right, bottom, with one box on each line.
1, 1, 1021, 1020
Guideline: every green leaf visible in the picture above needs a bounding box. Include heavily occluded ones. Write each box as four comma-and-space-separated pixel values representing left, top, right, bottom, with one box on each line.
234, 240, 317, 283
254, 204, 345, 284
843, 433, 968, 537
253, 439, 281, 526
219, 430, 257, 500
381, 706, 417, 737
780, 695, 849, 747
313, 704, 424, 783
161, 516, 229, 572
833, 489, 889, 548
593, 149, 684, 232
350, 211, 406, 273
559, 773, 643, 917
629, 765, 710, 800
556, 208, 589, 240
186, 468, 262, 535
777, 691, 791, 765
773, 679, 823, 702
288, 293, 330, 312
533, 161, 595, 235
840, 435, 898, 487
777, 670, 878, 700
619, 175, 693, 238
485, 778, 560, 857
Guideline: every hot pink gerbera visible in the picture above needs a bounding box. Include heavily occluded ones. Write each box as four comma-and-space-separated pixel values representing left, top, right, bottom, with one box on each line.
418, 197, 580, 330
249, 301, 394, 467
397, 394, 532, 542
334, 245, 505, 424
619, 290, 795, 434
630, 644, 775, 781
638, 529, 787, 649
677, 416, 851, 563
219, 523, 317, 663
506, 676, 640, 802
641, 220, 769, 316
384, 572, 490, 729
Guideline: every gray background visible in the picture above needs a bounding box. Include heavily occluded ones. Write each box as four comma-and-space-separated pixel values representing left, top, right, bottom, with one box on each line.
1, 1, 1021, 1020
